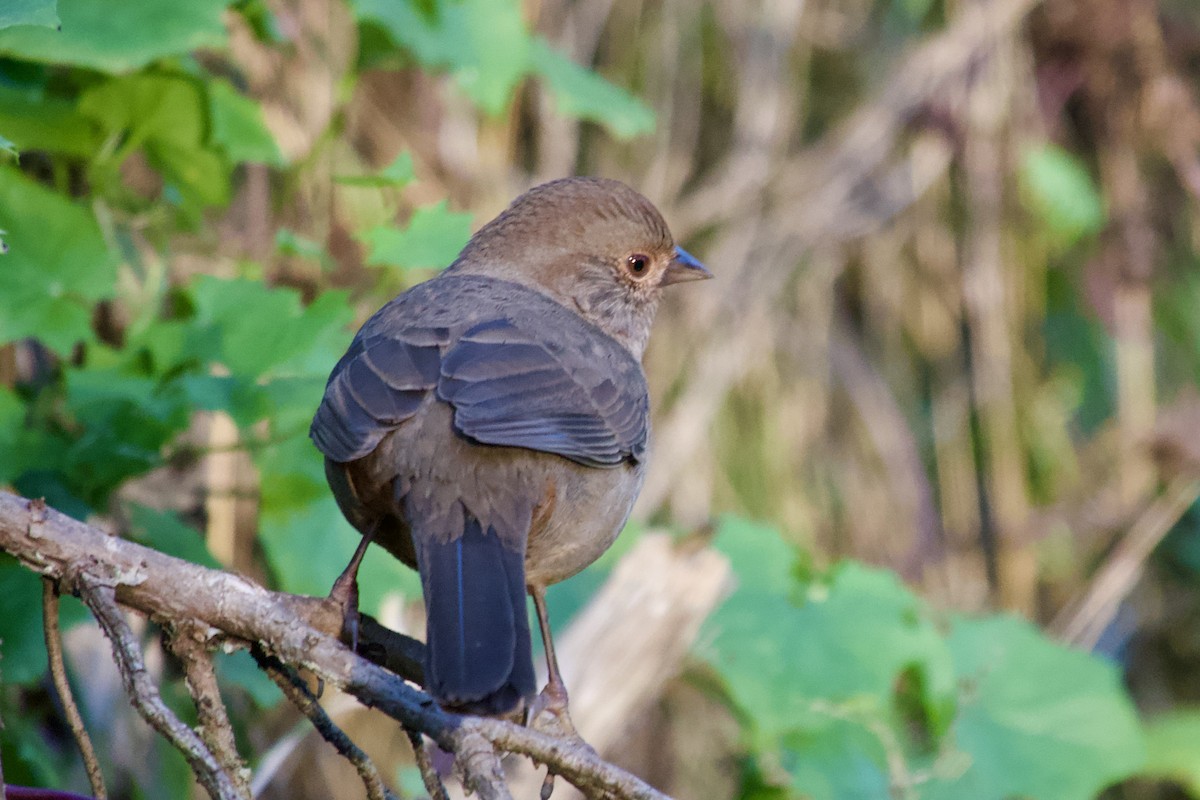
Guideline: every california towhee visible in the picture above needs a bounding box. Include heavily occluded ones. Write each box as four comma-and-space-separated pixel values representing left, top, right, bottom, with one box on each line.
310, 177, 710, 716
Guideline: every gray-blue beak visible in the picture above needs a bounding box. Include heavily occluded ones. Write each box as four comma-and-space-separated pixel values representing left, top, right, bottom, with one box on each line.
662, 246, 712, 286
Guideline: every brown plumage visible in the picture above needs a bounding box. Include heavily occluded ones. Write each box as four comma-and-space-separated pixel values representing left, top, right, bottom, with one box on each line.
310, 177, 710, 715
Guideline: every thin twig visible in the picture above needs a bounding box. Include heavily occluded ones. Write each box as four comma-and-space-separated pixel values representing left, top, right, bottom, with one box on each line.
41, 578, 107, 800
1053, 475, 1200, 647
166, 623, 252, 797
254, 649, 398, 800
74, 577, 244, 800
405, 728, 450, 800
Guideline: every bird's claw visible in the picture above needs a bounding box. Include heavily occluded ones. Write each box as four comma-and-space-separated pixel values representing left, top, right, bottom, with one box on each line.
327, 567, 362, 652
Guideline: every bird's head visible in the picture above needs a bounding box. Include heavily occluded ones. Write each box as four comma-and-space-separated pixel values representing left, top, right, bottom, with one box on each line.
449, 177, 711, 357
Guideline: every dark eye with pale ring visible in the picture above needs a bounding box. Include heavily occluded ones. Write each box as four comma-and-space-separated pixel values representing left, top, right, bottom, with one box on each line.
626, 254, 649, 276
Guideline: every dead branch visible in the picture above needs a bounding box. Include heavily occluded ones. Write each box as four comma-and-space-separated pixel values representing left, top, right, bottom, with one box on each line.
0, 491, 673, 800
75, 577, 245, 800
405, 727, 451, 800
1052, 475, 1200, 647
166, 622, 253, 797
255, 650, 397, 800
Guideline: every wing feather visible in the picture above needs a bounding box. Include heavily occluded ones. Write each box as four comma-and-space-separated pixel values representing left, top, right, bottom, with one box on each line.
438, 318, 648, 468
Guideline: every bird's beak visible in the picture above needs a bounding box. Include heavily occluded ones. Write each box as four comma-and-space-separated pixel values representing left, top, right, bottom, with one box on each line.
661, 246, 712, 286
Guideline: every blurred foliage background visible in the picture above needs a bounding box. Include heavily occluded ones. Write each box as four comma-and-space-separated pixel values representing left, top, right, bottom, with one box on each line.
2, 0, 1200, 797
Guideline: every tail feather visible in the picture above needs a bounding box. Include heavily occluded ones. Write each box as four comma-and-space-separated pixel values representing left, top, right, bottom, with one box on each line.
417, 514, 535, 715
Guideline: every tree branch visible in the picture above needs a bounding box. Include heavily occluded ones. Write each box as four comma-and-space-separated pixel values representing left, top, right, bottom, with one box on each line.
166, 622, 252, 797
74, 577, 245, 800
254, 649, 398, 800
0, 491, 672, 800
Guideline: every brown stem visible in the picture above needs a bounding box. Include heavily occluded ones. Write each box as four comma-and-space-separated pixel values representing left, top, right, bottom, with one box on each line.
41, 578, 107, 800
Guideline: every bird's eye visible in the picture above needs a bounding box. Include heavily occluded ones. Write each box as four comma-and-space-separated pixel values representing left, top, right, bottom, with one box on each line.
626, 254, 649, 277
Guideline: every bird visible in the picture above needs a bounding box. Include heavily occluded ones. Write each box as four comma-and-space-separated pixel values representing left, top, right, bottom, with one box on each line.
309, 177, 710, 717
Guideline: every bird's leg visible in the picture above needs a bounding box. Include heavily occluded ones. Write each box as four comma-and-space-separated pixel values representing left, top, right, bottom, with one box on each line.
526, 584, 592, 752
328, 524, 377, 652
531, 586, 571, 718
526, 585, 578, 800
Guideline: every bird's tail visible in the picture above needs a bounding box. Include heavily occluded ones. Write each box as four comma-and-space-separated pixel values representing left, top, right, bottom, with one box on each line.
415, 513, 536, 715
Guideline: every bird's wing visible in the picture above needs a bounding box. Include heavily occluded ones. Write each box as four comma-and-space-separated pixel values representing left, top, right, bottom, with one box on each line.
310, 325, 447, 462
437, 315, 649, 468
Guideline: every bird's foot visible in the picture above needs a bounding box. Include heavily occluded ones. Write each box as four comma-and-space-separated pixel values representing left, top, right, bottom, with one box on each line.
326, 564, 362, 652
524, 679, 599, 800
525, 679, 578, 738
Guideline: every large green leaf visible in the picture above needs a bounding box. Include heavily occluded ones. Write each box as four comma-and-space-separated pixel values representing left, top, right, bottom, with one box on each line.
780, 718, 893, 800
0, 555, 88, 685
704, 517, 956, 747
354, 0, 529, 115
0, 388, 26, 483
359, 200, 473, 271
0, 85, 100, 157
530, 39, 655, 140
353, 0, 654, 137
0, 166, 117, 353
0, 556, 51, 684
922, 616, 1145, 800
188, 277, 352, 380
0, 0, 228, 72
80, 73, 230, 212
63, 366, 192, 502
0, 0, 58, 29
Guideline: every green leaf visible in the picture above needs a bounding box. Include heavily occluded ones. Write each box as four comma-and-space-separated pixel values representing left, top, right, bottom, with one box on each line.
704, 516, 956, 747
1019, 144, 1106, 247
0, 133, 17, 160
0, 166, 117, 354
359, 200, 472, 271
780, 718, 892, 800
530, 39, 656, 140
258, 493, 420, 612
0, 85, 101, 158
0, 707, 70, 788
336, 151, 416, 188
0, 0, 228, 72
188, 277, 353, 380
0, 556, 50, 684
1143, 710, 1200, 794
0, 388, 25, 483
126, 505, 221, 569
207, 79, 284, 166
923, 616, 1145, 800
80, 73, 230, 212
0, 555, 87, 685
0, 0, 58, 29
63, 367, 192, 502
353, 0, 530, 114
